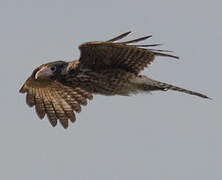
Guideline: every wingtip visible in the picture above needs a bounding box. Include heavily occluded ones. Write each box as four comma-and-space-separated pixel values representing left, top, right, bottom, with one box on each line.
174, 55, 180, 60
154, 52, 179, 60
126, 31, 132, 35
205, 96, 212, 100
19, 85, 26, 93
116, 31, 132, 37
121, 31, 132, 37
122, 35, 152, 44
62, 124, 69, 129
136, 43, 163, 47
36, 112, 46, 119
107, 31, 132, 42
49, 120, 57, 128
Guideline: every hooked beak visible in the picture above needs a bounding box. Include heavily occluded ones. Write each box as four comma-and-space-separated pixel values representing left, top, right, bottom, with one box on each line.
35, 66, 52, 79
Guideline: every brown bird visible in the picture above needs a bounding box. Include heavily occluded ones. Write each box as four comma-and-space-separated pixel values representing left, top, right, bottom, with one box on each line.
20, 31, 210, 128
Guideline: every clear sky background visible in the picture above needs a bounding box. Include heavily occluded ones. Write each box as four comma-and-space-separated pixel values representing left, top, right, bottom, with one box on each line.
0, 0, 221, 179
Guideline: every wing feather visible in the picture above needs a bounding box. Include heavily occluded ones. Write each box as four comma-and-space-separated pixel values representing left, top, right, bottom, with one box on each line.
20, 76, 93, 128
56, 87, 82, 113
107, 31, 131, 42
34, 88, 46, 119
53, 89, 76, 125
50, 90, 69, 129
78, 32, 178, 74
74, 88, 93, 100
26, 88, 35, 107
60, 91, 82, 113
42, 89, 58, 127
63, 86, 88, 106
121, 35, 152, 44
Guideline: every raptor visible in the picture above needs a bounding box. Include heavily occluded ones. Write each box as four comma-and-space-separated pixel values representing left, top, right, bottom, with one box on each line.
20, 32, 210, 128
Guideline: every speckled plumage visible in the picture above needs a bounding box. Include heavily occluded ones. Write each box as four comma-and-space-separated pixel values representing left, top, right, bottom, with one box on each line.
20, 32, 210, 128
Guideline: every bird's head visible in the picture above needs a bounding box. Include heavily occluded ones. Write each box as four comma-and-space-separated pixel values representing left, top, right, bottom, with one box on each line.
33, 61, 68, 80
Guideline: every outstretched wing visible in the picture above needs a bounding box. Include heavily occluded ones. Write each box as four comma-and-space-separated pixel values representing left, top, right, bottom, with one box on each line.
19, 77, 93, 128
78, 31, 179, 74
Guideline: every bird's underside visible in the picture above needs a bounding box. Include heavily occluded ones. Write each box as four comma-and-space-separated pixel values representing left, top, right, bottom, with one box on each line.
20, 31, 210, 128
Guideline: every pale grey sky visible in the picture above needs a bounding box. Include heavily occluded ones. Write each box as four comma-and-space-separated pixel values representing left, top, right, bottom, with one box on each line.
0, 0, 221, 179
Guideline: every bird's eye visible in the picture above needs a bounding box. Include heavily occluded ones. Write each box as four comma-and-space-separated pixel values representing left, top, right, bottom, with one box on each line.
50, 66, 56, 71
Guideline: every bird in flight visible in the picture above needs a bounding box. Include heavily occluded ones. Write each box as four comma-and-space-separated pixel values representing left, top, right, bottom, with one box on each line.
20, 31, 210, 128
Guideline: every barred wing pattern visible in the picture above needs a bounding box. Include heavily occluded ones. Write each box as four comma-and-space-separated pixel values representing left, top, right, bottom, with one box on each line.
19, 77, 93, 128
78, 31, 178, 75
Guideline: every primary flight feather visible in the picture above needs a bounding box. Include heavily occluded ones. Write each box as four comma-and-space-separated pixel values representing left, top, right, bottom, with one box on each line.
20, 32, 210, 128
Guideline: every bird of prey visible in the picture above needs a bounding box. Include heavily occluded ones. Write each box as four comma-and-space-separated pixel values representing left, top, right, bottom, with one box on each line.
20, 31, 210, 128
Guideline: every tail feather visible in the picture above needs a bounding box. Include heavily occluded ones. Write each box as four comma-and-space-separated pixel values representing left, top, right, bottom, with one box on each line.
132, 76, 210, 99
153, 80, 210, 99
